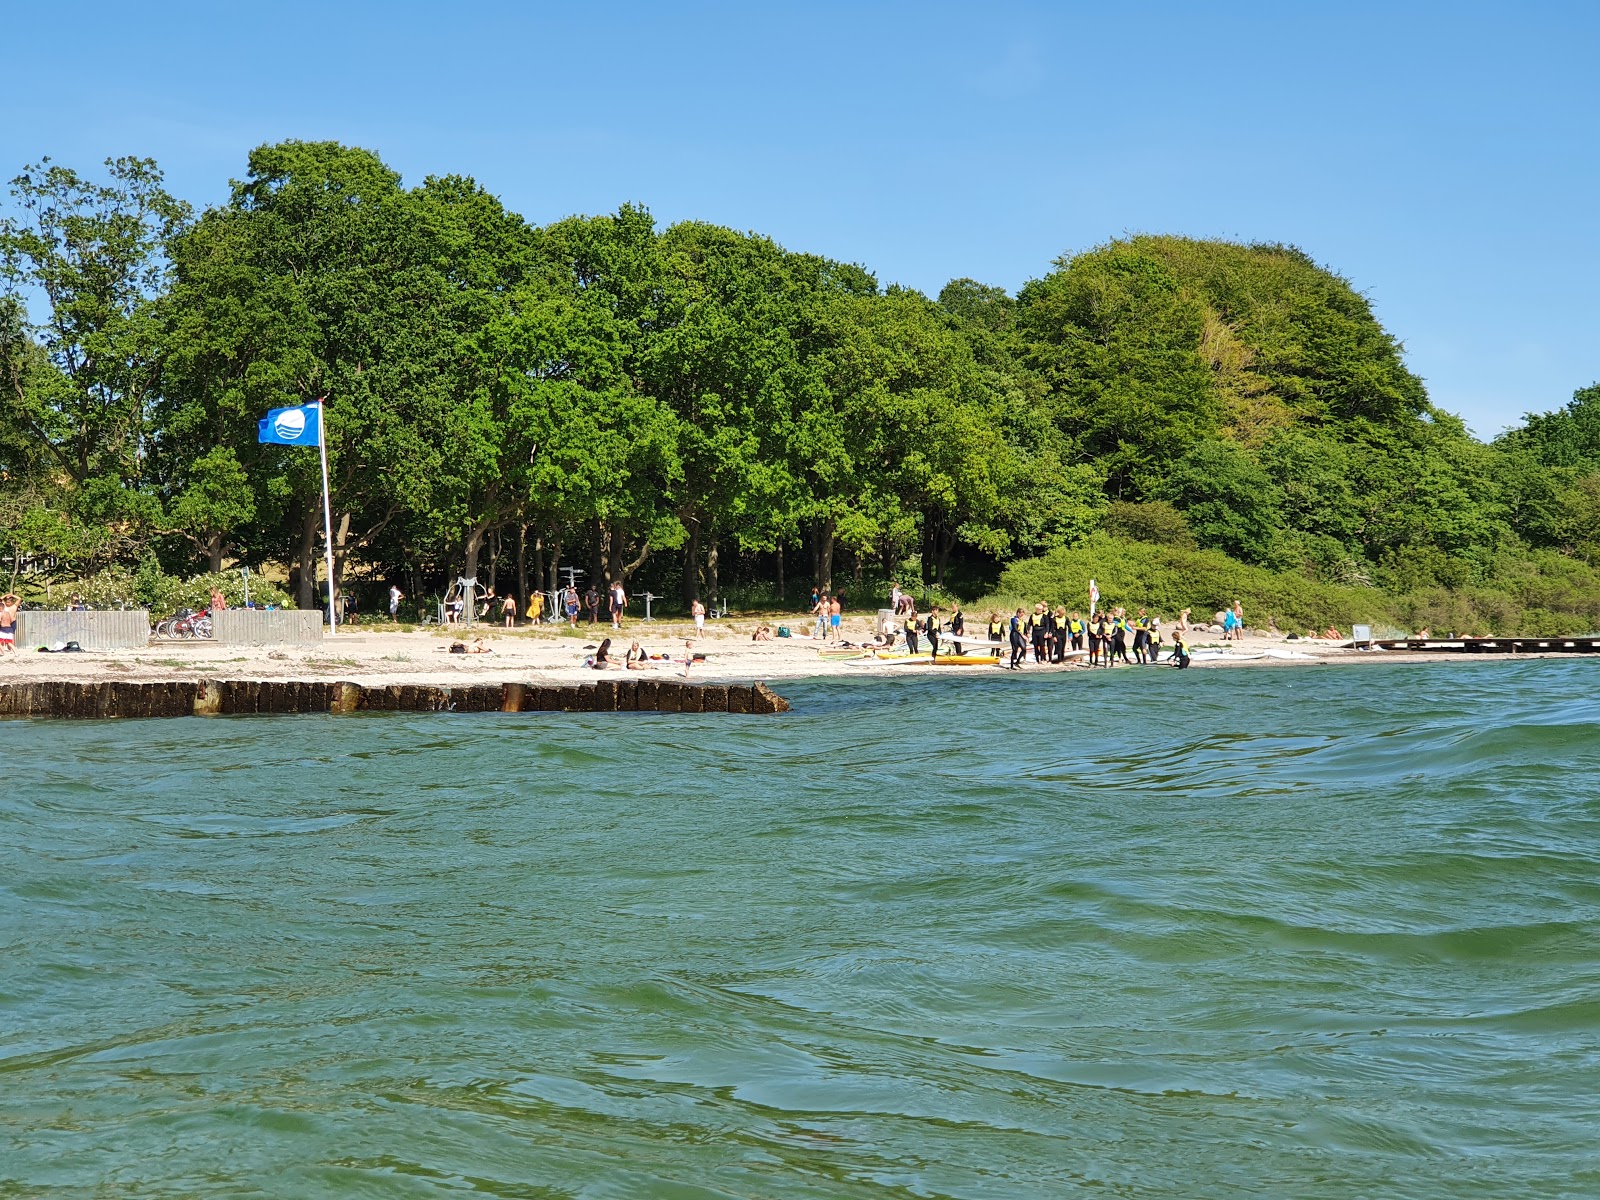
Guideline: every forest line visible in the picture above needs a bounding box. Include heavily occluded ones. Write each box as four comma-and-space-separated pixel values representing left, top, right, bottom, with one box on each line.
3, 140, 1598, 634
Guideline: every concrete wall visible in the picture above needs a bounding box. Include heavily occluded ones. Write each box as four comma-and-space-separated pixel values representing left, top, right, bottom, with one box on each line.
212, 609, 324, 646
14, 610, 152, 651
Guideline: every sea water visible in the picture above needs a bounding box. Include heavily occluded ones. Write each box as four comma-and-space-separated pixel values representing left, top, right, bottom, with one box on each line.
3, 660, 1598, 1198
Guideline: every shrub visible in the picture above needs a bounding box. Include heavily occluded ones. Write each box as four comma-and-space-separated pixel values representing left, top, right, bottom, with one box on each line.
72, 567, 292, 614
983, 535, 1391, 630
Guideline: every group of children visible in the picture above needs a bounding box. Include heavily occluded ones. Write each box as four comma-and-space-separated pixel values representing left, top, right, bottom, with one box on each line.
885, 597, 1190, 669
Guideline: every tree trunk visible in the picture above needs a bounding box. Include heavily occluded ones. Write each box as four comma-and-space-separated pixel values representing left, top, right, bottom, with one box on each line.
546, 534, 561, 597
296, 501, 318, 610
487, 527, 500, 596
776, 544, 784, 603
812, 517, 835, 595
464, 518, 494, 625
206, 531, 224, 574
706, 537, 720, 608
330, 510, 354, 616
683, 523, 701, 605
935, 525, 955, 587
515, 523, 528, 622
590, 518, 606, 592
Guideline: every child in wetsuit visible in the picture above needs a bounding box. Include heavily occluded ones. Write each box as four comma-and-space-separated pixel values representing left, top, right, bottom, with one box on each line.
925, 606, 941, 660
1008, 609, 1026, 669
903, 607, 920, 655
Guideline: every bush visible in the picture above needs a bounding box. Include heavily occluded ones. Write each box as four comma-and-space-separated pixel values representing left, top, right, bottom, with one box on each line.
71, 566, 293, 615
982, 535, 1392, 630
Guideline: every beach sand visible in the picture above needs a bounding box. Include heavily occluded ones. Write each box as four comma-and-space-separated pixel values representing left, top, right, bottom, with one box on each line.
0, 614, 1486, 689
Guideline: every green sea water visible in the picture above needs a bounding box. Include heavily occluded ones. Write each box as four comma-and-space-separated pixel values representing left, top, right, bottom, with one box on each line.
4, 660, 1599, 1198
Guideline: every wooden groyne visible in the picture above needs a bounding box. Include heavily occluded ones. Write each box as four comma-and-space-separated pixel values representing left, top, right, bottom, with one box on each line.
0, 678, 790, 720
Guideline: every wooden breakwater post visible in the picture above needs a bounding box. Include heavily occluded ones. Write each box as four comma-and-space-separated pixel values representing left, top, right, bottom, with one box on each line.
0, 679, 790, 720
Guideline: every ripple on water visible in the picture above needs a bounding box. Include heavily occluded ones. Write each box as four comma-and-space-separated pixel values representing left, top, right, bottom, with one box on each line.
3, 660, 1600, 1197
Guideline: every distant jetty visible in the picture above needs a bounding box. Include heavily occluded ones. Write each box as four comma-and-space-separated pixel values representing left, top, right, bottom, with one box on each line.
0, 678, 790, 720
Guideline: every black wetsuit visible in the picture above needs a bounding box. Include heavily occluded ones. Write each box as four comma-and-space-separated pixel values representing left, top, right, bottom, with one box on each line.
925, 614, 940, 660
1009, 615, 1025, 668
903, 615, 919, 656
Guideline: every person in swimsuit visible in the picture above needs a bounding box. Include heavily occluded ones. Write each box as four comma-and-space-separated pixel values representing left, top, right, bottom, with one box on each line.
501, 592, 517, 628
0, 593, 17, 654
829, 595, 842, 643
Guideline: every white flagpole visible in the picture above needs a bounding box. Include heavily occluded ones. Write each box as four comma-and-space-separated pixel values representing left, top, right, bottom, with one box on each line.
315, 398, 337, 638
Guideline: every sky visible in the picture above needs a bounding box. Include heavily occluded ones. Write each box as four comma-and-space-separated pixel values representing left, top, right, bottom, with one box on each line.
3, 0, 1595, 438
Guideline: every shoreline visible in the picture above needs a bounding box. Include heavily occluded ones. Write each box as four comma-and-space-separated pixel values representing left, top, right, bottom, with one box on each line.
0, 618, 1584, 692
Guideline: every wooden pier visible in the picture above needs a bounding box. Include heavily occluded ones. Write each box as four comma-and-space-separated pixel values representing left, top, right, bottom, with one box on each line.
1370, 637, 1600, 654
0, 678, 790, 720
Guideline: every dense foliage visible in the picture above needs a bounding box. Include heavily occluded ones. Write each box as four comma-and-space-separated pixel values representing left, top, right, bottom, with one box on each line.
2, 143, 1595, 631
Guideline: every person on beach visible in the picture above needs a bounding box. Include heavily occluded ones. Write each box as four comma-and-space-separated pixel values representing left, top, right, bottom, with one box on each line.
1025, 603, 1044, 664
1170, 626, 1190, 668
682, 639, 695, 677
692, 597, 706, 632
812, 591, 829, 639
1050, 606, 1067, 662
584, 585, 600, 626
1008, 608, 1027, 669
501, 592, 517, 628
209, 586, 227, 612
829, 595, 842, 643
589, 637, 613, 668
987, 611, 1003, 652
902, 604, 920, 655
1110, 609, 1131, 665
1092, 610, 1113, 667
0, 593, 17, 655
1233, 601, 1246, 639
609, 580, 627, 629
389, 584, 404, 621
925, 605, 942, 660
563, 584, 579, 627
625, 641, 650, 669
948, 602, 965, 653
1222, 606, 1239, 641
1132, 608, 1151, 664
1148, 615, 1163, 663
1067, 611, 1084, 652
890, 582, 904, 615
1176, 607, 1191, 633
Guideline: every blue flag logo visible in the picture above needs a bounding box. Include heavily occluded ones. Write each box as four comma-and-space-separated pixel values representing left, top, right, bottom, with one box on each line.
258, 403, 322, 446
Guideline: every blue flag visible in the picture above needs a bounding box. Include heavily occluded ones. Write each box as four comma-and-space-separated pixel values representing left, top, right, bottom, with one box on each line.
258, 403, 322, 447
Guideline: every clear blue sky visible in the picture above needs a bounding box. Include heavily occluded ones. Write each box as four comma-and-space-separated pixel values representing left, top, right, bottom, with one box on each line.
5, 1, 1595, 437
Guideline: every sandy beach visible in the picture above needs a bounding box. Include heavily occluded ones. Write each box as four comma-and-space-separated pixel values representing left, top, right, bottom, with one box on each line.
0, 613, 1495, 690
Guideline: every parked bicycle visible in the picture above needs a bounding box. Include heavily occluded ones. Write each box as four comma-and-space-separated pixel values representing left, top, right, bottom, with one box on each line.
153, 607, 213, 639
